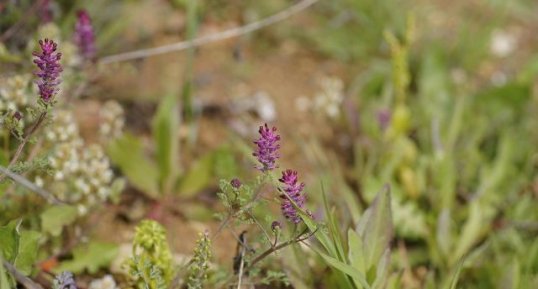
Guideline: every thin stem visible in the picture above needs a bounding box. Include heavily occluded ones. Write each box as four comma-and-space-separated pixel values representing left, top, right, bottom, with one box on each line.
0, 111, 47, 182
247, 212, 273, 246
236, 236, 246, 289
2, 260, 44, 289
243, 227, 317, 273
0, 165, 63, 205
100, 0, 319, 64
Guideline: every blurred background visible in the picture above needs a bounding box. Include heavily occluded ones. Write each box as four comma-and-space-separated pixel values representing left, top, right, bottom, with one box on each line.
1, 0, 538, 288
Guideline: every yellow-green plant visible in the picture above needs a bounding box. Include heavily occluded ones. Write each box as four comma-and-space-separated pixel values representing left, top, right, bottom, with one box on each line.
127, 220, 173, 289
186, 231, 212, 289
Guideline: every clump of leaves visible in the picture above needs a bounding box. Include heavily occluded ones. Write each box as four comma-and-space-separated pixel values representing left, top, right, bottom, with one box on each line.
127, 220, 173, 289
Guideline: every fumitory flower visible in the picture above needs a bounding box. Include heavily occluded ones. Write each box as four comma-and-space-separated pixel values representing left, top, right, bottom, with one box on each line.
271, 220, 282, 232
33, 38, 62, 102
279, 169, 306, 224
74, 9, 96, 60
230, 178, 242, 189
253, 123, 280, 172
53, 271, 78, 289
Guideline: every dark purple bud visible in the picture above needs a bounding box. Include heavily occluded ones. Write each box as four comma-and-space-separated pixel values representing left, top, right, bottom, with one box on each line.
13, 111, 23, 121
253, 124, 280, 172
54, 271, 77, 289
279, 169, 306, 224
74, 10, 96, 60
271, 221, 282, 231
230, 178, 242, 189
33, 38, 62, 102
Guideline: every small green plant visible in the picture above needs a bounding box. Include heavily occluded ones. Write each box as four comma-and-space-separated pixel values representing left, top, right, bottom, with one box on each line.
185, 231, 212, 289
127, 220, 173, 289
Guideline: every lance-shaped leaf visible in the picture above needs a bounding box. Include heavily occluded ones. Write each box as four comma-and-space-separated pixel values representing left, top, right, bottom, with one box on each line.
356, 185, 393, 272
13, 230, 41, 275
152, 93, 180, 194
41, 205, 78, 237
0, 253, 12, 289
107, 133, 159, 198
0, 221, 20, 263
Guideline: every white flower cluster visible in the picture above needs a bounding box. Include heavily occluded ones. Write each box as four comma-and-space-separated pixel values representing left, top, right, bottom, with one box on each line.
88, 275, 119, 289
99, 100, 125, 141
37, 109, 123, 215
0, 75, 31, 112
314, 77, 345, 119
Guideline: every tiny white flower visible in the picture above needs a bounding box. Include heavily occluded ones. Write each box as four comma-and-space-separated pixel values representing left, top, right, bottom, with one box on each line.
490, 29, 517, 57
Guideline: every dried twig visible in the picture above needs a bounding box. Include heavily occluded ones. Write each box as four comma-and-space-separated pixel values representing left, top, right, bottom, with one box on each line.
236, 232, 247, 289
100, 0, 318, 64
2, 260, 44, 289
0, 165, 63, 205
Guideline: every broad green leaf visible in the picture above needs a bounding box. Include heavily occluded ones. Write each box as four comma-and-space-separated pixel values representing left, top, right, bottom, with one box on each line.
299, 207, 337, 258
0, 220, 21, 263
13, 231, 41, 275
0, 253, 12, 289
356, 185, 393, 271
57, 242, 118, 274
107, 133, 159, 198
452, 202, 485, 265
41, 205, 78, 237
372, 248, 391, 289
176, 152, 214, 198
436, 208, 453, 259
311, 245, 371, 289
348, 229, 365, 273
152, 93, 180, 194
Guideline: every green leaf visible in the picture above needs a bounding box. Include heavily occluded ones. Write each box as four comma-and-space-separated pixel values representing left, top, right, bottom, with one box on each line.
57, 242, 118, 274
13, 231, 41, 275
0, 253, 12, 289
176, 152, 214, 198
107, 133, 160, 198
299, 208, 337, 258
41, 205, 78, 237
322, 186, 347, 262
372, 248, 391, 289
356, 185, 393, 271
152, 94, 180, 194
0, 220, 21, 263
311, 245, 371, 289
445, 255, 467, 289
452, 202, 485, 265
348, 229, 366, 274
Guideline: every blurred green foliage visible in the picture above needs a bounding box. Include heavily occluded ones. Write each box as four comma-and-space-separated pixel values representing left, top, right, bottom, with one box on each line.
1, 0, 538, 288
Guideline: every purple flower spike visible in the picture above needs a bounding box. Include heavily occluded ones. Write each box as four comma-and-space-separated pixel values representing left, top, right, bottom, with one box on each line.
54, 271, 78, 289
253, 124, 280, 172
279, 170, 306, 224
74, 10, 96, 60
33, 38, 62, 103
39, 0, 53, 23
